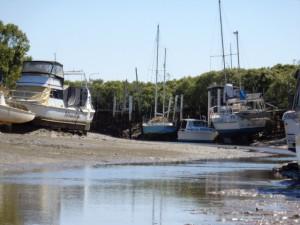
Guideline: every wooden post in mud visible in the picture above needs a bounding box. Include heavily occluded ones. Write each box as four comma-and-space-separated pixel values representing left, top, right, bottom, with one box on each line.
180, 94, 183, 121
217, 89, 221, 113
173, 95, 178, 122
167, 96, 172, 120
208, 90, 211, 127
113, 95, 116, 117
129, 96, 133, 139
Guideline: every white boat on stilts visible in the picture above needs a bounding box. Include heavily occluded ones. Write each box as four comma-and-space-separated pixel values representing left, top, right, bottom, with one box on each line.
11, 60, 95, 132
178, 119, 218, 143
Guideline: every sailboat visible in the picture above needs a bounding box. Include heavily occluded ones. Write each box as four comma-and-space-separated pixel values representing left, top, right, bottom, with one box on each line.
142, 25, 177, 139
208, 0, 268, 142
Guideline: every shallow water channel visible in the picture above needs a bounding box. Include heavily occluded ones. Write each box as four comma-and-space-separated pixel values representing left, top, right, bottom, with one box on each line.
0, 156, 298, 225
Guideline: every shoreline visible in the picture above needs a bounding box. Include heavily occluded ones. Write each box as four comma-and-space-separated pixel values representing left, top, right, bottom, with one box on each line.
0, 130, 290, 175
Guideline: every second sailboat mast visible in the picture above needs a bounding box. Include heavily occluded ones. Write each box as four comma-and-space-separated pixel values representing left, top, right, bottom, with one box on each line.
218, 0, 227, 83
154, 24, 159, 118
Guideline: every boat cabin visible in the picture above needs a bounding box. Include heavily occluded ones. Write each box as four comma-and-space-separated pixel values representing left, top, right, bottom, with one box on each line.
180, 119, 209, 131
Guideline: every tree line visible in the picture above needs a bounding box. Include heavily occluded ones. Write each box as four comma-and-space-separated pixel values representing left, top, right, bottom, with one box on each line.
86, 64, 298, 121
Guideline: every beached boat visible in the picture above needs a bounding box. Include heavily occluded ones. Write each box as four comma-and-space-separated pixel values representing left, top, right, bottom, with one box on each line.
0, 89, 35, 125
11, 61, 95, 131
207, 0, 268, 141
282, 69, 300, 152
178, 119, 218, 142
142, 25, 177, 138
143, 118, 176, 135
208, 84, 268, 138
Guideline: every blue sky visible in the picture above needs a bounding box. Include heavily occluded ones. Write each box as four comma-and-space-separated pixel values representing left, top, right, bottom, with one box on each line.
1, 0, 299, 82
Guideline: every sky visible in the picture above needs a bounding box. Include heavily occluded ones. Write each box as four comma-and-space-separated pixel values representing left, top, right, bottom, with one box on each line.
1, 0, 300, 82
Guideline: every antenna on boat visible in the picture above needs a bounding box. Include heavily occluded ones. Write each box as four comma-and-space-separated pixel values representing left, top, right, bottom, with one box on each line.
218, 0, 227, 83
154, 24, 159, 118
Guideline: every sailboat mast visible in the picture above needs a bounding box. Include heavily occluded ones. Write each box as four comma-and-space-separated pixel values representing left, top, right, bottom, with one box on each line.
154, 24, 159, 118
218, 0, 227, 83
233, 30, 241, 88
163, 48, 166, 118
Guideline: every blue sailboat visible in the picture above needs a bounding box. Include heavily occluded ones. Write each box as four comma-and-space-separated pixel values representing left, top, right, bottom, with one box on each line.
142, 25, 177, 138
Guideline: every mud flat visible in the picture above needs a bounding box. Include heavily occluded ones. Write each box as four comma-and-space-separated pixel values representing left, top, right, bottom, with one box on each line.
0, 129, 274, 174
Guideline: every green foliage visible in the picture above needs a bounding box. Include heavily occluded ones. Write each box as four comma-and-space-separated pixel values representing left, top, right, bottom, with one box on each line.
67, 64, 298, 118
0, 21, 30, 87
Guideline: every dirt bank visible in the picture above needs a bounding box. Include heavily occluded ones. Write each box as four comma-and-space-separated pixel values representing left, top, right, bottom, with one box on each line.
0, 129, 274, 174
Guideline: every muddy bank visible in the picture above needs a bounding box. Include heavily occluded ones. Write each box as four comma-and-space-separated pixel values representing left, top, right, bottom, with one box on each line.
0, 129, 275, 174
205, 188, 300, 225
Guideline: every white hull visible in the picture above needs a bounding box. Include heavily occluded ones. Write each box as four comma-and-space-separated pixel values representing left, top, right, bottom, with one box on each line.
211, 113, 266, 135
296, 135, 300, 165
0, 104, 35, 124
282, 110, 300, 151
21, 102, 94, 128
178, 129, 217, 142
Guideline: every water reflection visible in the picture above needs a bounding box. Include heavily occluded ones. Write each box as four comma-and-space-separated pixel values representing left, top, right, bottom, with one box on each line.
0, 158, 294, 225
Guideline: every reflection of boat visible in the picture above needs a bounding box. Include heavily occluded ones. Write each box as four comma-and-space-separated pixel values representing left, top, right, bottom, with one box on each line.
12, 61, 95, 131
0, 89, 35, 124
142, 25, 177, 138
282, 69, 300, 153
208, 84, 268, 138
178, 119, 218, 142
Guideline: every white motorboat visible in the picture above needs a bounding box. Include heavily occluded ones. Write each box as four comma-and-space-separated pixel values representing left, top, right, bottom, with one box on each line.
178, 119, 218, 143
208, 84, 268, 139
207, 1, 268, 141
0, 89, 35, 125
282, 69, 300, 152
11, 61, 95, 131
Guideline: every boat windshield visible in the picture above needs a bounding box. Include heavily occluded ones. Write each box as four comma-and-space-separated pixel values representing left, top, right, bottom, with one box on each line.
192, 121, 207, 127
22, 61, 64, 78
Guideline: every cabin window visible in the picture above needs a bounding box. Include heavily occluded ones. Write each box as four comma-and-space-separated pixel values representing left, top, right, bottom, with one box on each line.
52, 65, 64, 77
193, 121, 206, 127
50, 89, 63, 99
22, 62, 53, 74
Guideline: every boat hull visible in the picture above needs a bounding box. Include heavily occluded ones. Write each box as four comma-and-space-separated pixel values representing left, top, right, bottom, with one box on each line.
142, 123, 177, 135
20, 102, 94, 131
0, 104, 35, 124
295, 135, 300, 165
211, 114, 266, 137
282, 110, 299, 151
178, 128, 217, 142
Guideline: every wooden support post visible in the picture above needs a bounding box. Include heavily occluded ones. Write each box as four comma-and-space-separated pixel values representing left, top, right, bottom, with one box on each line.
180, 94, 183, 121
167, 96, 172, 120
173, 95, 178, 122
113, 95, 116, 117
